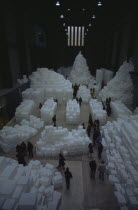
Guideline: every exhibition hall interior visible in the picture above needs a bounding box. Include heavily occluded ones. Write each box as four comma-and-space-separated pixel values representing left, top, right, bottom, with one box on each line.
0, 0, 138, 209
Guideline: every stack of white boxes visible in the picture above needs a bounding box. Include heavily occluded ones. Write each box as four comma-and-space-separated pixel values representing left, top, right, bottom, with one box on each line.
0, 125, 37, 153
22, 88, 45, 106
66, 99, 80, 124
36, 125, 90, 156
89, 99, 107, 125
29, 68, 73, 104
21, 115, 44, 130
0, 157, 62, 210
77, 85, 91, 103
101, 115, 138, 209
40, 99, 57, 123
110, 101, 132, 120
15, 100, 38, 123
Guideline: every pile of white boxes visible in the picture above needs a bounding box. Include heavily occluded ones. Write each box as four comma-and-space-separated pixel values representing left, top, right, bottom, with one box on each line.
29, 68, 73, 104
21, 115, 44, 130
15, 100, 38, 123
99, 61, 134, 106
66, 99, 80, 124
110, 101, 132, 120
101, 115, 138, 208
89, 99, 107, 125
36, 125, 91, 156
40, 99, 57, 123
22, 88, 45, 106
70, 52, 95, 87
0, 157, 62, 210
0, 125, 37, 153
77, 85, 91, 103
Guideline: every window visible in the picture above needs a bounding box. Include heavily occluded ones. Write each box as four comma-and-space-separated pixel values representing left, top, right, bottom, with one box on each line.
67, 26, 85, 47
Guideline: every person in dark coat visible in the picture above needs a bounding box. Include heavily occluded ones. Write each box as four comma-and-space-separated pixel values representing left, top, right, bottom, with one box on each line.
87, 124, 91, 137
98, 143, 103, 160
52, 115, 56, 126
57, 153, 65, 170
39, 103, 43, 109
27, 141, 34, 158
106, 105, 111, 117
89, 159, 97, 179
16, 151, 26, 166
82, 123, 85, 129
64, 167, 73, 189
88, 143, 94, 157
79, 97, 82, 106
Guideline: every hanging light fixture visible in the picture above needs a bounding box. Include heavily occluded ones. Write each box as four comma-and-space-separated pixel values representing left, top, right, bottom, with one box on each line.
63, 23, 66, 26
83, 8, 85, 11
92, 15, 96, 19
98, 1, 102, 6
56, 1, 60, 6
68, 9, 71, 11
89, 23, 92, 27
60, 15, 64, 18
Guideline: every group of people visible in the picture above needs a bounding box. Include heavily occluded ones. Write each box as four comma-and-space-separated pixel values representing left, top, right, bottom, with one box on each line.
16, 141, 34, 166
89, 159, 106, 180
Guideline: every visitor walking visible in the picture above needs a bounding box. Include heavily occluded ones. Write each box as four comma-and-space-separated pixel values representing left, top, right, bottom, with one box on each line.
57, 153, 66, 170
82, 123, 85, 129
89, 159, 97, 179
52, 115, 56, 126
98, 143, 103, 160
64, 167, 73, 189
88, 143, 94, 158
79, 97, 82, 106
98, 160, 106, 181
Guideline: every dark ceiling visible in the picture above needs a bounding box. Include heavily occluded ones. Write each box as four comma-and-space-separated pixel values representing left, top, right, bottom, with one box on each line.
12, 0, 135, 31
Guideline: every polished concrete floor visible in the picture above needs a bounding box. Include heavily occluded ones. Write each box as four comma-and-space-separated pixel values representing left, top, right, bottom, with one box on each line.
0, 102, 120, 210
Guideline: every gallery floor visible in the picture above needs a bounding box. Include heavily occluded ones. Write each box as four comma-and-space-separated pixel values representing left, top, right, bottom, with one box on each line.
0, 102, 120, 210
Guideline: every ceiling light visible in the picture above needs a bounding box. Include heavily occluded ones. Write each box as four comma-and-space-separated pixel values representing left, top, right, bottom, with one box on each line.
92, 15, 96, 19
68, 9, 71, 11
63, 23, 66, 26
89, 23, 92, 27
83, 9, 85, 11
98, 1, 102, 6
56, 1, 60, 6
65, 29, 67, 31
60, 15, 64, 18
87, 29, 89, 31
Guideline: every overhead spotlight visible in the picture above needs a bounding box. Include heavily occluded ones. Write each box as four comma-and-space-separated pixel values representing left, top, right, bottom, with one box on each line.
98, 1, 102, 6
89, 23, 92, 26
63, 23, 66, 26
56, 1, 60, 6
92, 15, 96, 19
60, 15, 64, 18
68, 9, 71, 11
83, 9, 85, 11
87, 29, 89, 31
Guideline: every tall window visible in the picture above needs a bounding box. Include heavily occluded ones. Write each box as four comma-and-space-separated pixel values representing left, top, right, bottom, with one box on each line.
67, 26, 85, 47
